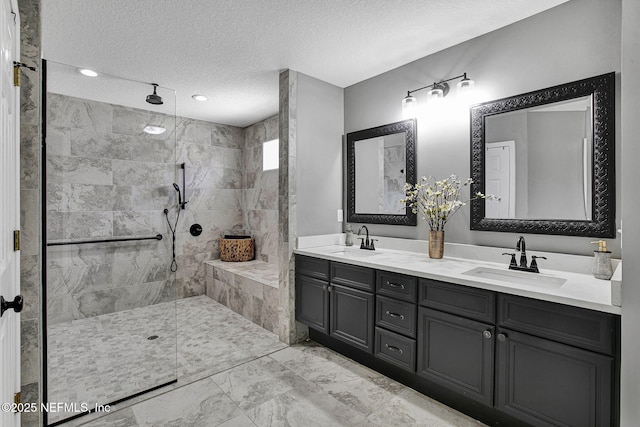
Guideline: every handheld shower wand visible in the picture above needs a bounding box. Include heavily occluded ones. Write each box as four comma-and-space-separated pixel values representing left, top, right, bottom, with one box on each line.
173, 183, 182, 207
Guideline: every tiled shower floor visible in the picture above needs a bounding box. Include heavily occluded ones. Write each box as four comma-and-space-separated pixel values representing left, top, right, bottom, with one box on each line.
47, 295, 287, 424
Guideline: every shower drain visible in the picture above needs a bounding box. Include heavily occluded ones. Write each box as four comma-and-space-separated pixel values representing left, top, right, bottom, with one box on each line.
147, 335, 159, 340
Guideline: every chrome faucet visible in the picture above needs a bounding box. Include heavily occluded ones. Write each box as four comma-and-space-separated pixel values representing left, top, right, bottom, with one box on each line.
502, 235, 546, 273
357, 226, 377, 250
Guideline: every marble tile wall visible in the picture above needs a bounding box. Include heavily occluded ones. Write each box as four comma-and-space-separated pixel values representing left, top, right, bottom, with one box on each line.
278, 70, 306, 344
175, 116, 245, 297
46, 93, 178, 325
243, 115, 279, 265
19, 0, 42, 425
46, 93, 248, 315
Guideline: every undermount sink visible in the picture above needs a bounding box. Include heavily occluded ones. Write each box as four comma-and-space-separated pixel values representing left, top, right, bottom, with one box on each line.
462, 266, 567, 288
330, 248, 380, 257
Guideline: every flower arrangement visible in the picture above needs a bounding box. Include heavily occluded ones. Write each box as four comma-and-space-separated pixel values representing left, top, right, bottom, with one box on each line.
401, 175, 498, 231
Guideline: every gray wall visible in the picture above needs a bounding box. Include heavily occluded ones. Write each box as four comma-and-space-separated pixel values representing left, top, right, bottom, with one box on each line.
343, 0, 621, 257
620, 0, 640, 423
243, 115, 279, 264
296, 72, 344, 237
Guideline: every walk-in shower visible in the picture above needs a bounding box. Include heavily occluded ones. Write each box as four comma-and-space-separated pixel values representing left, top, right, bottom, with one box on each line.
43, 60, 178, 425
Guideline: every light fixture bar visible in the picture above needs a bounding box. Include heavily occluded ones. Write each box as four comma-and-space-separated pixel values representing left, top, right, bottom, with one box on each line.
406, 72, 470, 97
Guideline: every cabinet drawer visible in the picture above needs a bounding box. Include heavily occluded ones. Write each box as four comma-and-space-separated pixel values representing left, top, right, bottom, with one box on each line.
295, 255, 329, 280
419, 279, 495, 323
498, 294, 618, 355
375, 327, 416, 372
377, 271, 417, 303
376, 296, 416, 338
331, 262, 375, 291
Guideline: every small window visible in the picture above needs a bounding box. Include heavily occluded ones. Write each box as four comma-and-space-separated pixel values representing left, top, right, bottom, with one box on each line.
263, 139, 279, 171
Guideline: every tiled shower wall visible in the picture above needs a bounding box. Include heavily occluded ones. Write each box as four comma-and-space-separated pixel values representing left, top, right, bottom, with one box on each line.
174, 113, 245, 297
45, 93, 176, 324
46, 93, 247, 321
243, 115, 279, 265
19, 0, 42, 425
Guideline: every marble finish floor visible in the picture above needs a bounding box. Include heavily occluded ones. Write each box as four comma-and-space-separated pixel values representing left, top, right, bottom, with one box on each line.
48, 295, 286, 424
72, 342, 487, 426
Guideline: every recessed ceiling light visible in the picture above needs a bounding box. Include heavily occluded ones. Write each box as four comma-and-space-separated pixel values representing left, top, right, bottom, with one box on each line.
192, 94, 208, 102
143, 125, 166, 135
79, 68, 98, 77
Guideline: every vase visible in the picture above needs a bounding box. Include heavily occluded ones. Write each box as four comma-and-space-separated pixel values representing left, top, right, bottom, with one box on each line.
429, 230, 444, 259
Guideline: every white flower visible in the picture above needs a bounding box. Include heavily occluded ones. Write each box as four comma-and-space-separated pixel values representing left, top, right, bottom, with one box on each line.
401, 174, 498, 231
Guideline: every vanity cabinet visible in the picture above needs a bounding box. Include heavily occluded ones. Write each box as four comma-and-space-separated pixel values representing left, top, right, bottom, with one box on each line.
295, 254, 620, 427
295, 255, 375, 353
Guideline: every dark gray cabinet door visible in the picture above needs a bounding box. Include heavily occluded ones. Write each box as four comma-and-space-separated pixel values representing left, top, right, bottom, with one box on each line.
295, 275, 329, 334
417, 307, 495, 406
330, 284, 374, 353
496, 328, 613, 427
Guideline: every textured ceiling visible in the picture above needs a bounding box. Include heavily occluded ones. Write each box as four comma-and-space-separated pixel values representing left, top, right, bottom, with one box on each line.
42, 0, 568, 128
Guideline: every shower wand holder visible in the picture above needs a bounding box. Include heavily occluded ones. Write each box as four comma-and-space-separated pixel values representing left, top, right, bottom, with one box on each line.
179, 163, 189, 209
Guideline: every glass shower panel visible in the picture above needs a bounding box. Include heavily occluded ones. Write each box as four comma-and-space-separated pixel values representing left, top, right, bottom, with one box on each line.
44, 61, 177, 425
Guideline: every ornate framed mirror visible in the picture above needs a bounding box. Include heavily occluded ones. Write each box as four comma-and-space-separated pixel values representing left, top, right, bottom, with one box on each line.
346, 119, 417, 225
470, 72, 615, 237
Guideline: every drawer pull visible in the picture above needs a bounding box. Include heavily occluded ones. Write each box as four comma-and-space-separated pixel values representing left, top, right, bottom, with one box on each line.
385, 344, 403, 354
483, 330, 492, 339
385, 311, 405, 320
387, 281, 405, 290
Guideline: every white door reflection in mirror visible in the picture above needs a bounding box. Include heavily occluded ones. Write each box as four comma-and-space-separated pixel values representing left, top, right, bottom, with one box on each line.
486, 141, 515, 218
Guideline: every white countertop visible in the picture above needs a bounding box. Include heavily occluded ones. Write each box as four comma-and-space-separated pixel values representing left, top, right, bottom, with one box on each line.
294, 239, 621, 315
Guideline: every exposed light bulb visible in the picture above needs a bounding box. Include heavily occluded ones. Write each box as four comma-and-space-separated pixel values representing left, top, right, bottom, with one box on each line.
401, 95, 418, 119
457, 77, 475, 95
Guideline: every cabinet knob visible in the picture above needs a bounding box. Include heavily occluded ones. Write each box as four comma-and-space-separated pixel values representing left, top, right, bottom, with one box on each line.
497, 333, 508, 342
327, 285, 333, 293
483, 330, 492, 339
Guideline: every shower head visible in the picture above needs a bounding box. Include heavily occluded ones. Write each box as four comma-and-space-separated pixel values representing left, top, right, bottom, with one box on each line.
172, 183, 182, 206
146, 84, 163, 105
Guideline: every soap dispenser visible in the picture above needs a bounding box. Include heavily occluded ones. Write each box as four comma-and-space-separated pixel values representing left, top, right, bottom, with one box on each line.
591, 240, 613, 280
345, 224, 354, 247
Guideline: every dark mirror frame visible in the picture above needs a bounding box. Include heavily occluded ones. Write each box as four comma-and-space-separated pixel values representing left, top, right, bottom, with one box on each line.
470, 72, 615, 237
346, 118, 417, 225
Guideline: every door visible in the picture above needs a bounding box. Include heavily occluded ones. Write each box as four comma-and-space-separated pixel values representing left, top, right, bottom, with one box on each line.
496, 328, 613, 427
485, 141, 515, 218
295, 274, 330, 334
0, 0, 21, 426
417, 307, 494, 406
330, 283, 374, 353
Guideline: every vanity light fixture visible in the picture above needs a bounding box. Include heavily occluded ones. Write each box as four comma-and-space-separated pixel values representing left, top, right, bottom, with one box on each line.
143, 125, 166, 135
402, 72, 474, 118
191, 94, 208, 102
79, 68, 98, 77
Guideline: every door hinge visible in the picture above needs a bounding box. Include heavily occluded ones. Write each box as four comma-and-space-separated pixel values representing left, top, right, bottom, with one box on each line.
12, 61, 37, 87
13, 65, 20, 86
14, 392, 20, 405
14, 230, 20, 251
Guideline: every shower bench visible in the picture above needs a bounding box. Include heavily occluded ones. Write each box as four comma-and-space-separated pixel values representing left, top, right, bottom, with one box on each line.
204, 259, 279, 334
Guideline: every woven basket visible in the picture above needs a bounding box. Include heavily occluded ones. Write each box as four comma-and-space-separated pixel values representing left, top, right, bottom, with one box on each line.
219, 235, 255, 262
